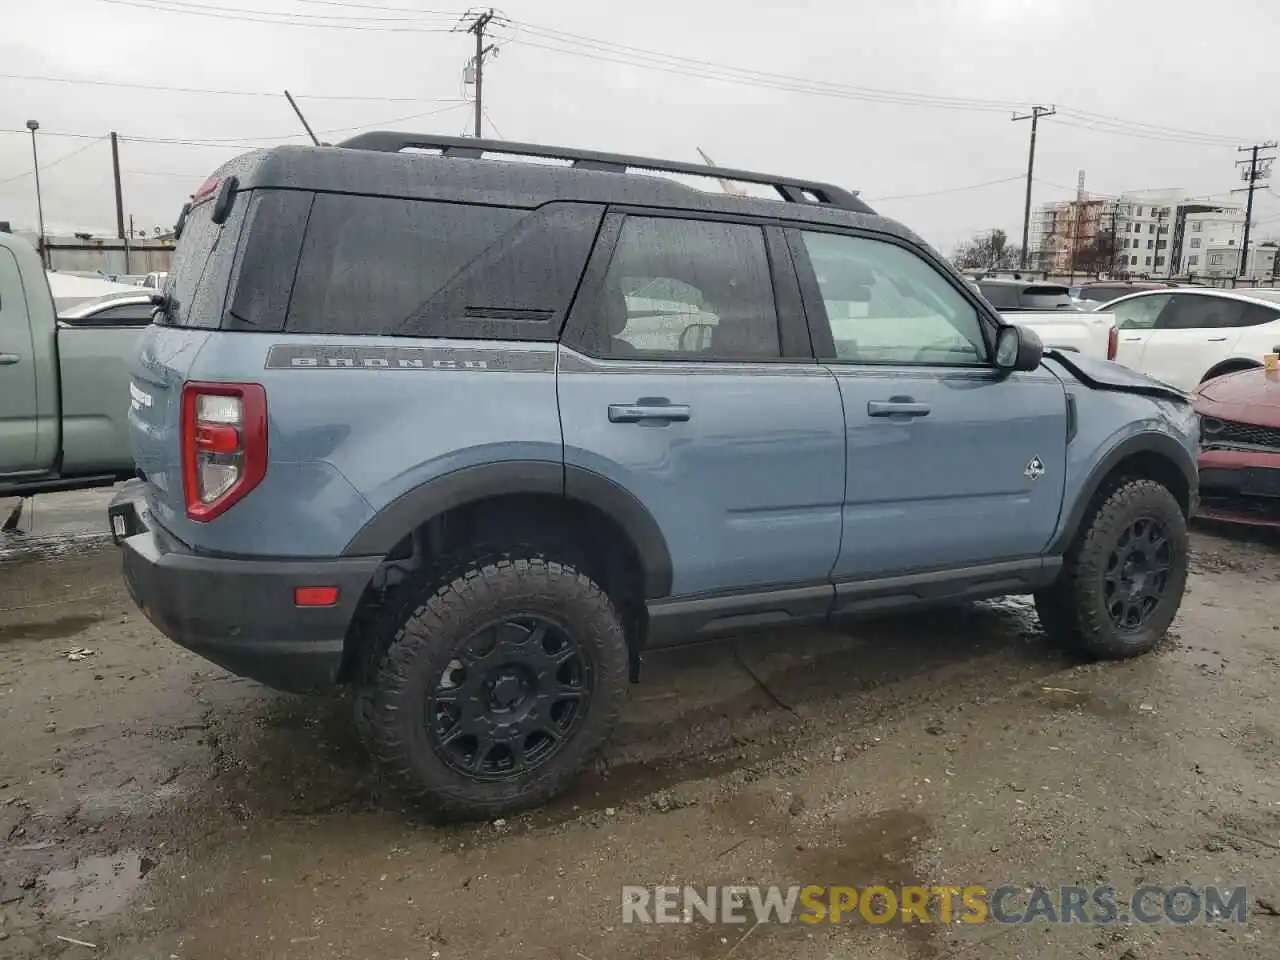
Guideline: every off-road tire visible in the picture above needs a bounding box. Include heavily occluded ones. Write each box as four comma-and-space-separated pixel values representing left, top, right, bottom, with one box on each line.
364, 554, 628, 820
1034, 478, 1188, 659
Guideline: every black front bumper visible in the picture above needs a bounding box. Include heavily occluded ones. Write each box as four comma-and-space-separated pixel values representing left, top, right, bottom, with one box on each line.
109, 482, 380, 693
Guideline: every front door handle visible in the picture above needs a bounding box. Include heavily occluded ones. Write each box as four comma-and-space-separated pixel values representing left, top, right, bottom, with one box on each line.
0, 353, 19, 366
868, 399, 930, 418
608, 401, 691, 423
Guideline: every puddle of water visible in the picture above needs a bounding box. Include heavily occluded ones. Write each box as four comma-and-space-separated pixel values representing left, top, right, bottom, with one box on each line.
0, 613, 103, 642
41, 851, 150, 921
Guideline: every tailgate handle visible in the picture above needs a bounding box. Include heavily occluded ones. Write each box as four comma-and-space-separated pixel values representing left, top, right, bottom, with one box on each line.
0, 353, 19, 366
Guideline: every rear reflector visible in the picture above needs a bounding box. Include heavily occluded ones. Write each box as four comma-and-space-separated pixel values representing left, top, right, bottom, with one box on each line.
294, 586, 340, 607
1107, 325, 1118, 361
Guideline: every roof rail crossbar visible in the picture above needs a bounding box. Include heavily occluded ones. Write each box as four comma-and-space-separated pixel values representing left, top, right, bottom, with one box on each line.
335, 132, 869, 211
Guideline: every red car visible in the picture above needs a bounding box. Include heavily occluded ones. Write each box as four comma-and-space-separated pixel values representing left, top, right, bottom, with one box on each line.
1194, 365, 1280, 528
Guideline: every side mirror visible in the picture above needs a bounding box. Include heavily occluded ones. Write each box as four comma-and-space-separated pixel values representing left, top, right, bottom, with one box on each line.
995, 325, 1043, 373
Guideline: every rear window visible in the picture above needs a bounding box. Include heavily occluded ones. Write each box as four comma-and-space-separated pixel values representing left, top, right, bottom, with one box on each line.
286, 196, 525, 336
977, 283, 1019, 309
1020, 285, 1074, 309
163, 193, 248, 328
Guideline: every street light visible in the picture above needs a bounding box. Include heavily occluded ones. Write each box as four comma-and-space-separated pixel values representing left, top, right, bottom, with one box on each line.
26, 119, 47, 269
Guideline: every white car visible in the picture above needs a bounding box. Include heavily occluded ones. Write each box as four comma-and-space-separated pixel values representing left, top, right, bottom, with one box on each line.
1102, 287, 1280, 390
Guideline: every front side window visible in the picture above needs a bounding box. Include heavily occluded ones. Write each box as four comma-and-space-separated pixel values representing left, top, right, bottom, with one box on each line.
589, 217, 780, 360
801, 231, 988, 365
1113, 293, 1173, 330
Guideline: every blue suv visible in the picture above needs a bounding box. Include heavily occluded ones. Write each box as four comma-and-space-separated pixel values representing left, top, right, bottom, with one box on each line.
109, 134, 1199, 819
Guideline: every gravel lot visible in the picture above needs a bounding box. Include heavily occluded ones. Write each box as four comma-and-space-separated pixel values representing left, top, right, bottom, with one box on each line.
1, 490, 1278, 959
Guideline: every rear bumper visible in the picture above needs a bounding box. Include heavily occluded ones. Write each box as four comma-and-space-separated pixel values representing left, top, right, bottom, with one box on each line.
109, 481, 380, 693
1196, 448, 1280, 529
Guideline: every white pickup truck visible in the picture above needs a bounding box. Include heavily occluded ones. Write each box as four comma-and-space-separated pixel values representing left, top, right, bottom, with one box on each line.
963, 278, 1117, 360
1001, 308, 1117, 361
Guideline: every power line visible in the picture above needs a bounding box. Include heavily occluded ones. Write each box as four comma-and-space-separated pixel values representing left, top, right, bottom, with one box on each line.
0, 136, 107, 186
92, 0, 461, 31
499, 20, 1022, 112
868, 175, 1024, 202
0, 71, 465, 103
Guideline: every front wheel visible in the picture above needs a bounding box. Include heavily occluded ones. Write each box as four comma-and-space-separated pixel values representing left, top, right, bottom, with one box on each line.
1035, 478, 1189, 659
365, 554, 628, 820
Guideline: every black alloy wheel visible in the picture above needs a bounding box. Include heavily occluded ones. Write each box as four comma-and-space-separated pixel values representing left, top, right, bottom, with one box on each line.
429, 615, 591, 779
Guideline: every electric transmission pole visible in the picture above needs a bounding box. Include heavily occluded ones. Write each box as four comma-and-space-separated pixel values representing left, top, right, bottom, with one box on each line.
1012, 105, 1055, 269
1232, 141, 1276, 279
460, 9, 497, 138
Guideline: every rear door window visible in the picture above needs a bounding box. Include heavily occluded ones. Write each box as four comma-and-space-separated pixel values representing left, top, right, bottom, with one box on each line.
1157, 294, 1246, 330
161, 191, 248, 329
286, 196, 525, 336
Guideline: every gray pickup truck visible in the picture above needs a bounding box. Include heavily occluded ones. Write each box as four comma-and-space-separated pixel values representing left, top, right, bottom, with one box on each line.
1, 231, 144, 497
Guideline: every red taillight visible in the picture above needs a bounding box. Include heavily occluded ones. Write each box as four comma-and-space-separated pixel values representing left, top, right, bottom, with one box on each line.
181, 382, 267, 522
1107, 325, 1118, 361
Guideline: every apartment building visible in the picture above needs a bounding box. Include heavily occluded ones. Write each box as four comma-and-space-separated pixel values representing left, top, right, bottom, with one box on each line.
1033, 188, 1245, 278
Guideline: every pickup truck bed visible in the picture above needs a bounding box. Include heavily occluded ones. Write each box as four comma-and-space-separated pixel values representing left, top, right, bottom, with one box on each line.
1000, 310, 1116, 361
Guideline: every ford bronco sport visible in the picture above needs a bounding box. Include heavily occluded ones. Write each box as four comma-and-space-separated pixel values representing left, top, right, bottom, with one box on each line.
110, 134, 1199, 820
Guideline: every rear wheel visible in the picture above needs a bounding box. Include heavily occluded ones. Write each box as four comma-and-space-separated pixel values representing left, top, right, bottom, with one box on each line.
364, 553, 628, 820
1035, 478, 1188, 659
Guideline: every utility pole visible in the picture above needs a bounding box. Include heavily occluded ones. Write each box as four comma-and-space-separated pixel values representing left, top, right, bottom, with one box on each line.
1109, 202, 1120, 278
1151, 208, 1166, 279
461, 9, 497, 138
26, 120, 47, 269
1233, 141, 1276, 279
1012, 105, 1055, 269
110, 131, 128, 273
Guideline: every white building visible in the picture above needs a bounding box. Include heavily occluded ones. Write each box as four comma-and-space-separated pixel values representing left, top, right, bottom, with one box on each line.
1112, 190, 1245, 279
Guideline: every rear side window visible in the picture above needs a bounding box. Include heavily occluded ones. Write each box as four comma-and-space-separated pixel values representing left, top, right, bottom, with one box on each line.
163, 192, 248, 329
286, 197, 525, 336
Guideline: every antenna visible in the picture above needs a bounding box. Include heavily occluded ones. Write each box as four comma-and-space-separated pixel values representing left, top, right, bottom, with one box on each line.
696, 146, 748, 197
284, 90, 321, 146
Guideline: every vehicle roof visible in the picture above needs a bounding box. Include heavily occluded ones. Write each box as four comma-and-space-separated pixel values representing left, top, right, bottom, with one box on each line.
215, 141, 928, 244
1100, 285, 1280, 310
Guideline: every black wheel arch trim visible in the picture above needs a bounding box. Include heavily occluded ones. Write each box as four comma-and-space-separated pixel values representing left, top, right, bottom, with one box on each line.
341, 461, 674, 600
1201, 358, 1261, 382
1050, 432, 1197, 555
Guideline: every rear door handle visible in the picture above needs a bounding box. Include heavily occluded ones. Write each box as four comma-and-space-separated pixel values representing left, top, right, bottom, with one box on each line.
867, 399, 930, 418
1122, 336, 1143, 341
1206, 336, 1227, 342
0, 353, 19, 366
608, 401, 691, 423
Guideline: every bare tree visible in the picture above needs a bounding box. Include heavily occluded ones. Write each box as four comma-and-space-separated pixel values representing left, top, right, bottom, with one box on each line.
953, 229, 1022, 271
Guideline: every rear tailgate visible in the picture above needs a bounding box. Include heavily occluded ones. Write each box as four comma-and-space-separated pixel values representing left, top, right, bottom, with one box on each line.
1000, 309, 1116, 361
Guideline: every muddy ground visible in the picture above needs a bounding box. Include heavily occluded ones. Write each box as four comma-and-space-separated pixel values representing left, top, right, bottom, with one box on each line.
1, 491, 1279, 959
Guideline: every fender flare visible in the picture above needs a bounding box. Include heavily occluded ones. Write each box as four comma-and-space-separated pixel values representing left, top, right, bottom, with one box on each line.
1049, 431, 1198, 555
1200, 357, 1261, 384
341, 461, 674, 599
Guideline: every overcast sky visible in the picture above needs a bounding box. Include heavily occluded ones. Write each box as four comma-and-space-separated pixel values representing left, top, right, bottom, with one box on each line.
2, 0, 1278, 254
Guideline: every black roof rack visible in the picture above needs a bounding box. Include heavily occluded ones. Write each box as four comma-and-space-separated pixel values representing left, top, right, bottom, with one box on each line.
335, 132, 869, 212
